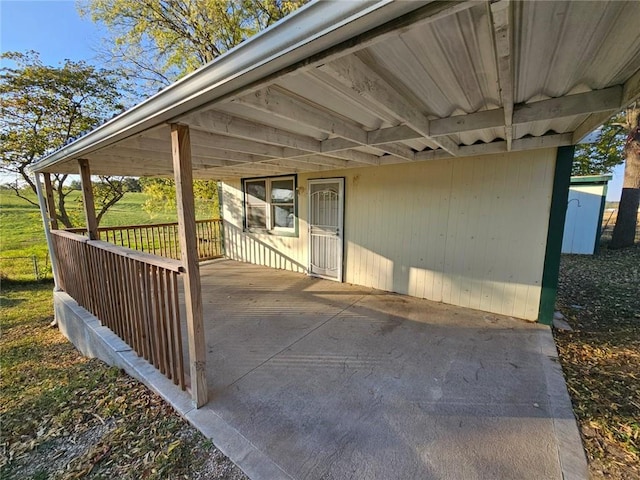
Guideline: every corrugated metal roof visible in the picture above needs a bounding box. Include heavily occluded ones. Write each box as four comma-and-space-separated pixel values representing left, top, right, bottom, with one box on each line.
34, 0, 640, 179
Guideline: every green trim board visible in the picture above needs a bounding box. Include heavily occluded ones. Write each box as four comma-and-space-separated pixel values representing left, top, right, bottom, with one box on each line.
569, 174, 612, 184
538, 145, 575, 325
593, 181, 609, 255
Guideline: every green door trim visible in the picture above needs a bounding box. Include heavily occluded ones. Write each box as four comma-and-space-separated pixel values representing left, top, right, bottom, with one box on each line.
593, 181, 609, 255
538, 145, 575, 325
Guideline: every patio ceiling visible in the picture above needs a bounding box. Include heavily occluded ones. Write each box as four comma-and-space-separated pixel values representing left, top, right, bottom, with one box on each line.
33, 0, 640, 179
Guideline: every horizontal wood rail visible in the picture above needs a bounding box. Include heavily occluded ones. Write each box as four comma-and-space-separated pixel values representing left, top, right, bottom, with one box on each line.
66, 219, 224, 261
52, 230, 187, 391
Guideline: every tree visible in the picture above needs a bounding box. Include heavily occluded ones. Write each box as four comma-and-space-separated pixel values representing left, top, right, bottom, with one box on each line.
122, 177, 142, 192
571, 106, 640, 248
0, 51, 132, 227
572, 115, 627, 176
79, 0, 308, 93
140, 177, 220, 219
610, 105, 640, 249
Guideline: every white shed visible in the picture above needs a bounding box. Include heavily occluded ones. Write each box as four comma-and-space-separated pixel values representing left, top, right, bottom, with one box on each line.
562, 175, 612, 255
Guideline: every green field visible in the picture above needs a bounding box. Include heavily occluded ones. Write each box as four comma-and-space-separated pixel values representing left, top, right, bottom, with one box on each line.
0, 189, 54, 281
0, 188, 216, 281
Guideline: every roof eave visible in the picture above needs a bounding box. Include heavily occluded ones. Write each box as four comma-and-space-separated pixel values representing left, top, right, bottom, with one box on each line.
30, 0, 435, 174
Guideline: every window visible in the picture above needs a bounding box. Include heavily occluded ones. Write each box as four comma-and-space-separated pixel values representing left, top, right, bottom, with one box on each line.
243, 176, 296, 234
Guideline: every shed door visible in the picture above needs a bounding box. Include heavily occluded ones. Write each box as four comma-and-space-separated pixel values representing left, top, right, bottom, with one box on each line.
308, 178, 344, 281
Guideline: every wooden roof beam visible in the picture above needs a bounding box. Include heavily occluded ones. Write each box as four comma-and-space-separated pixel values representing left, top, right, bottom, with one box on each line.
265, 158, 328, 171
80, 158, 175, 176
202, 163, 298, 176
143, 128, 295, 158
184, 109, 385, 165
320, 136, 414, 161
189, 129, 289, 158
368, 86, 624, 144
321, 54, 459, 155
102, 141, 274, 164
144, 117, 379, 165
88, 152, 245, 170
294, 154, 352, 168
96, 132, 289, 171
414, 132, 573, 162
184, 109, 322, 152
573, 67, 640, 143
233, 87, 368, 144
490, 0, 514, 150
513, 86, 623, 125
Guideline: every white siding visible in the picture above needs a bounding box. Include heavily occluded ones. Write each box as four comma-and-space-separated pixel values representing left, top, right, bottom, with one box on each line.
562, 184, 606, 255
222, 180, 308, 274
222, 148, 557, 320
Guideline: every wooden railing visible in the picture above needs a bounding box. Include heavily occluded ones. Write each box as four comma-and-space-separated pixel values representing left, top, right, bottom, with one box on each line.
51, 230, 187, 390
67, 219, 223, 261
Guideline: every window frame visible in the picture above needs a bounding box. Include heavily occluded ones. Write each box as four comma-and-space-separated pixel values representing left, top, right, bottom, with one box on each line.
242, 174, 298, 237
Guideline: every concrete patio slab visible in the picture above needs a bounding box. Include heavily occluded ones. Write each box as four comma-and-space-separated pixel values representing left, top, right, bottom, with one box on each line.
193, 260, 587, 480
54, 258, 587, 479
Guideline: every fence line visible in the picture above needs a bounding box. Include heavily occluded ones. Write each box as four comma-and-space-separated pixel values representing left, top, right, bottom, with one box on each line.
0, 255, 49, 280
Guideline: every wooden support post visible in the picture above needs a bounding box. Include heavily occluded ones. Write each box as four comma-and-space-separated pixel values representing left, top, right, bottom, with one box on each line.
78, 159, 99, 240
34, 173, 61, 290
43, 173, 58, 230
171, 124, 208, 407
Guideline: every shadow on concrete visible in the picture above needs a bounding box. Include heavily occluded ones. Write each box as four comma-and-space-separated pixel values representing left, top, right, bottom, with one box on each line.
185, 259, 587, 480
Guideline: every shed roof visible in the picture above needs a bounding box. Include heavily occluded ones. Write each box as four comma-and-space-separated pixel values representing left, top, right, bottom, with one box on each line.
570, 175, 613, 185
32, 0, 640, 179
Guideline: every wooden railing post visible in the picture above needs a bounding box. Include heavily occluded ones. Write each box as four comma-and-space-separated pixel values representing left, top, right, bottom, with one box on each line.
51, 230, 187, 391
171, 124, 208, 407
78, 159, 99, 240
43, 173, 58, 230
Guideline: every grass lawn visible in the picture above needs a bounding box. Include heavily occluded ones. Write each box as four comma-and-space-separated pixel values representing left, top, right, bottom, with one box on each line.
0, 189, 54, 280
555, 244, 640, 479
0, 280, 246, 480
0, 188, 215, 280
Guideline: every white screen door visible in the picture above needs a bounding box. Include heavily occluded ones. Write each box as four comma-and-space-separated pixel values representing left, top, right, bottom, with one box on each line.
308, 178, 344, 281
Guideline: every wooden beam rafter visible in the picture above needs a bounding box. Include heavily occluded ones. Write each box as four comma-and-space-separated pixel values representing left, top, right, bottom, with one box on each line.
234, 87, 368, 144
186, 109, 322, 152
513, 86, 623, 125
414, 132, 573, 162
571, 110, 617, 144
573, 67, 640, 143
321, 55, 459, 155
93, 81, 628, 179
490, 0, 514, 150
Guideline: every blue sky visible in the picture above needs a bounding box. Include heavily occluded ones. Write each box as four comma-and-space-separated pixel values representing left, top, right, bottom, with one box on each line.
0, 0, 625, 200
1, 0, 104, 65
